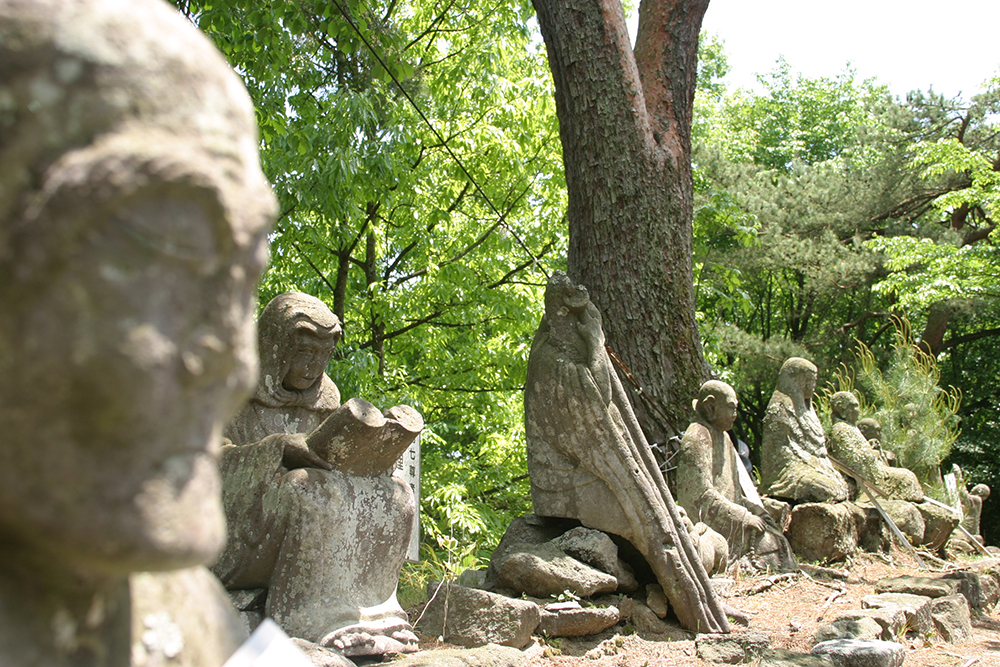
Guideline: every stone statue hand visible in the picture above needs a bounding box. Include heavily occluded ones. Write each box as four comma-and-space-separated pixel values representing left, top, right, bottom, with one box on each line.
272, 433, 334, 471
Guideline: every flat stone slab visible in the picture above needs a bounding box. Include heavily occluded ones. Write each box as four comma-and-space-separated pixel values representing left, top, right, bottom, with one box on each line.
834, 607, 904, 639
811, 639, 905, 667
695, 631, 770, 664
537, 603, 620, 637
875, 575, 959, 598
390, 643, 529, 667
761, 648, 836, 667
931, 594, 973, 643
813, 617, 883, 643
495, 542, 618, 598
861, 593, 933, 635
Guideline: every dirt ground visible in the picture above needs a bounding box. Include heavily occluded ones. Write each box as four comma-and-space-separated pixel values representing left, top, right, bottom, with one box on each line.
468, 551, 1000, 666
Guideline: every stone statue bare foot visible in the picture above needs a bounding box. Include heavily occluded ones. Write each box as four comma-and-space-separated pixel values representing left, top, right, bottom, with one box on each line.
321, 621, 418, 657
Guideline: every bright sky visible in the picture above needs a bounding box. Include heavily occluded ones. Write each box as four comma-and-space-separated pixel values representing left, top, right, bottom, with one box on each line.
631, 0, 1000, 101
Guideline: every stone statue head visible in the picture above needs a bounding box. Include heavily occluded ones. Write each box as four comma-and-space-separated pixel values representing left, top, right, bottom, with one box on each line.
255, 292, 342, 410
693, 380, 738, 432
775, 357, 818, 407
971, 484, 990, 500
0, 0, 276, 574
857, 418, 882, 443
830, 391, 861, 425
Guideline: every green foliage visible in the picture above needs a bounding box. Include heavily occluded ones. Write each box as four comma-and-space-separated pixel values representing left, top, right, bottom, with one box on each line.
831, 321, 961, 486
174, 0, 563, 558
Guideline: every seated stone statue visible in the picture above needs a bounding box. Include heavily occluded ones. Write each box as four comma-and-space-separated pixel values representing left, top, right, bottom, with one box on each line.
857, 418, 898, 467
676, 381, 796, 571
947, 465, 991, 555
828, 392, 923, 502
214, 292, 422, 658
0, 1, 276, 664
525, 272, 731, 634
760, 358, 850, 503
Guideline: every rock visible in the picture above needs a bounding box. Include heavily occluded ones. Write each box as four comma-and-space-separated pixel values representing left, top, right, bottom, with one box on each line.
813, 618, 883, 643
695, 631, 770, 664
810, 639, 905, 667
390, 643, 529, 667
290, 639, 357, 667
618, 597, 690, 640
237, 610, 264, 636
941, 569, 998, 612
416, 582, 540, 649
229, 588, 268, 611
487, 516, 568, 586
868, 500, 924, 545
861, 593, 933, 636
915, 501, 959, 550
761, 648, 836, 666
457, 568, 488, 590
834, 607, 904, 640
764, 498, 793, 532
645, 584, 669, 619
537, 604, 619, 637
552, 527, 638, 591
788, 502, 862, 562
931, 594, 973, 643
494, 542, 618, 598
875, 575, 959, 598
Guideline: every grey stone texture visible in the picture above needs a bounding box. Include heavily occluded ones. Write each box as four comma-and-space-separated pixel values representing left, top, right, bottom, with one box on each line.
524, 272, 730, 633
875, 575, 959, 599
215, 292, 422, 655
931, 594, 973, 643
552, 526, 639, 592
416, 583, 540, 649
861, 593, 934, 636
695, 631, 771, 664
537, 603, 620, 637
759, 358, 850, 503
0, 0, 277, 664
494, 542, 619, 598
676, 381, 796, 571
810, 639, 905, 667
788, 502, 863, 563
916, 501, 960, 550
834, 608, 905, 640
390, 644, 530, 667
812, 617, 884, 643
760, 648, 836, 667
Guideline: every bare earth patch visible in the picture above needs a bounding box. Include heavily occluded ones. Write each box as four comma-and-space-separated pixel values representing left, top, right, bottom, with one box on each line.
497, 551, 1000, 666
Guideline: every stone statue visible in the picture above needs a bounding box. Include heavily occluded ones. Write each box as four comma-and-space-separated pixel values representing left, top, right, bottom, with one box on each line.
759, 358, 850, 503
857, 418, 897, 467
525, 272, 731, 634
947, 465, 991, 555
677, 381, 796, 571
0, 0, 276, 664
828, 392, 923, 502
215, 292, 422, 658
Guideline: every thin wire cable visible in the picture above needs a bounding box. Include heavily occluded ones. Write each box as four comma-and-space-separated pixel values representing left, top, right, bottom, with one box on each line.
326, 0, 550, 279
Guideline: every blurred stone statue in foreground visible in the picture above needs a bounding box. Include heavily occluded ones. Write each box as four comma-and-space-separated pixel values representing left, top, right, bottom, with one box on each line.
676, 381, 796, 571
525, 272, 730, 634
215, 292, 422, 658
0, 0, 276, 664
759, 358, 850, 503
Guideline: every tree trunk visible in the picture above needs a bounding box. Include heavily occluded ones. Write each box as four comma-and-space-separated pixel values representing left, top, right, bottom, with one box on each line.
533, 0, 711, 443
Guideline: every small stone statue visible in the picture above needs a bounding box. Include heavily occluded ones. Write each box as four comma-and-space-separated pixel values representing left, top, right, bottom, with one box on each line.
857, 418, 898, 467
947, 465, 991, 555
0, 1, 276, 664
828, 392, 923, 502
676, 381, 796, 571
525, 272, 731, 634
215, 292, 422, 658
759, 358, 850, 503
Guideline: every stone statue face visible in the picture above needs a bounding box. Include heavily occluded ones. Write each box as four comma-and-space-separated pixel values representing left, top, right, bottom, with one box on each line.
831, 391, 860, 424
283, 330, 338, 391
0, 0, 276, 574
697, 380, 738, 431
776, 357, 818, 404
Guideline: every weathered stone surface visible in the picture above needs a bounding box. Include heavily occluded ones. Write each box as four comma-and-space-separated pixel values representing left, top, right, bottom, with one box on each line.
617, 596, 690, 640
457, 568, 488, 590
789, 502, 862, 562
834, 608, 904, 640
495, 542, 618, 598
869, 500, 924, 545
813, 617, 883, 643
810, 639, 905, 667
487, 516, 568, 587
0, 1, 276, 664
941, 569, 998, 612
230, 588, 268, 611
759, 358, 850, 503
760, 648, 836, 667
931, 594, 973, 643
416, 583, 540, 649
290, 638, 356, 667
861, 593, 933, 636
915, 501, 959, 550
695, 631, 770, 664
525, 273, 731, 633
216, 292, 422, 654
552, 526, 638, 591
537, 603, 620, 637
390, 644, 529, 667
764, 498, 794, 532
875, 576, 959, 599
646, 584, 669, 619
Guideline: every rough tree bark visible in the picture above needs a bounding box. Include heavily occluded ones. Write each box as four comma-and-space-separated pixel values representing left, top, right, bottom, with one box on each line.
532, 0, 711, 443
